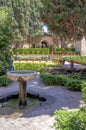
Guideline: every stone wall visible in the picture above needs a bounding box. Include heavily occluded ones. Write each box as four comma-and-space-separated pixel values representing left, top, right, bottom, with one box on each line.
81, 37, 86, 55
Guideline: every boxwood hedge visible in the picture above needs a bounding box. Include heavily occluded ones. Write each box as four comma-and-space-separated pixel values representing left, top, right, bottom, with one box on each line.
13, 47, 75, 55
82, 87, 86, 104
54, 109, 86, 130
13, 61, 57, 72
13, 48, 49, 55
40, 72, 86, 91
0, 75, 11, 87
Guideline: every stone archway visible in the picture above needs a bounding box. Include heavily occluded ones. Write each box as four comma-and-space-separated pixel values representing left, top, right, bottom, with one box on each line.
41, 40, 49, 48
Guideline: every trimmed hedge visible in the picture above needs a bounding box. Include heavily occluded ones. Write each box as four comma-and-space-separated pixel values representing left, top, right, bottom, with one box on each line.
52, 58, 60, 63
65, 79, 85, 91
0, 75, 11, 87
40, 72, 86, 91
13, 48, 49, 55
54, 109, 86, 130
63, 56, 86, 65
40, 73, 66, 86
13, 47, 75, 55
82, 87, 86, 104
13, 61, 57, 72
54, 48, 75, 55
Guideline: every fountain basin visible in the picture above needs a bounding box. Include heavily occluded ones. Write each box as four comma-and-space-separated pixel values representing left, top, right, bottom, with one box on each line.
7, 70, 37, 107
7, 70, 37, 81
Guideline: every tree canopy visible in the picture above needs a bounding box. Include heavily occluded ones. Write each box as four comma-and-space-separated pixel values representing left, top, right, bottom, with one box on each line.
0, 6, 13, 49
1, 0, 86, 42
6, 0, 43, 42
41, 0, 86, 41
0, 6, 13, 74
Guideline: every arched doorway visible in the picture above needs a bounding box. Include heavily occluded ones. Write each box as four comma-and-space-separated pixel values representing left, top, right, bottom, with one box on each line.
41, 41, 49, 48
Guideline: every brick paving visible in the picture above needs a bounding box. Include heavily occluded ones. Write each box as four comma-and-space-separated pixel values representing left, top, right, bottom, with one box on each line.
0, 62, 85, 130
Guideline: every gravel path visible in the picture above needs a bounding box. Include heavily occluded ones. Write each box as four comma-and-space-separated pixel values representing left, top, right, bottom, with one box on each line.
0, 72, 84, 130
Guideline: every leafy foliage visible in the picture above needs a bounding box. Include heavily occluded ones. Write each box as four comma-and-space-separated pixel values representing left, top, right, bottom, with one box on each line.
41, 0, 86, 41
54, 109, 86, 130
6, 0, 43, 42
12, 47, 75, 55
82, 87, 86, 104
0, 6, 13, 75
0, 75, 11, 87
40, 72, 86, 91
14, 61, 57, 72
54, 48, 75, 55
0, 51, 10, 75
40, 72, 66, 86
65, 79, 84, 91
13, 48, 49, 55
27, 0, 43, 36
63, 56, 86, 65
0, 7, 13, 49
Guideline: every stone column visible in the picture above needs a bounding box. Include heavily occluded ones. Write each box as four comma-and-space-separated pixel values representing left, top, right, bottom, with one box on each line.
80, 37, 86, 56
19, 80, 27, 107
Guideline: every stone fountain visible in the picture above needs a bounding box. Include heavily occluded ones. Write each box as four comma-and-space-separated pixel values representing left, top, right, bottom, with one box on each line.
7, 70, 37, 107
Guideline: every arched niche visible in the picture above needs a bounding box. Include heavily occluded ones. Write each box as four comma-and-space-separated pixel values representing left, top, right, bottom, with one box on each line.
41, 40, 49, 48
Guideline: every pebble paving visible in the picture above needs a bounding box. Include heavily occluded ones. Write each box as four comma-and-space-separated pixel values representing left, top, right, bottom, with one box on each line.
0, 62, 85, 130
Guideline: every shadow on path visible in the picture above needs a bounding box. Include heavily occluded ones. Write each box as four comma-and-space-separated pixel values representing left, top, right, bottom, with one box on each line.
0, 74, 83, 119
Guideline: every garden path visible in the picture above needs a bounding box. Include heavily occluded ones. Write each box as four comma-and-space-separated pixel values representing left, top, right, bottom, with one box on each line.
0, 62, 85, 130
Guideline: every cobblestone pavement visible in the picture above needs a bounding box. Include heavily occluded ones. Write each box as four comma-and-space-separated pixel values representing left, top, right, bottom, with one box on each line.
0, 62, 85, 130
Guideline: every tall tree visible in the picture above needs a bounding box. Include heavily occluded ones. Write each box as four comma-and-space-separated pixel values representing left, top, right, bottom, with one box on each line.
6, 0, 43, 43
29, 0, 43, 36
26, 0, 44, 47
41, 0, 86, 41
0, 6, 13, 74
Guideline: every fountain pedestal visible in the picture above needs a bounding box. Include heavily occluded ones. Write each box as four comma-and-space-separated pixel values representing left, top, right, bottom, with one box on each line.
7, 70, 37, 107
19, 80, 27, 106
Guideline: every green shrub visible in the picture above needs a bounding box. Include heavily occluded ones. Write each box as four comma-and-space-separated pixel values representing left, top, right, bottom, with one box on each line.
0, 75, 11, 86
55, 75, 67, 86
54, 48, 75, 55
40, 73, 57, 85
54, 109, 86, 130
40, 72, 86, 91
52, 58, 60, 63
82, 87, 86, 104
13, 48, 76, 55
0, 51, 10, 75
63, 56, 86, 65
40, 72, 67, 86
13, 48, 49, 55
66, 74, 86, 81
0, 7, 13, 76
13, 61, 57, 72
68, 74, 81, 79
65, 79, 84, 91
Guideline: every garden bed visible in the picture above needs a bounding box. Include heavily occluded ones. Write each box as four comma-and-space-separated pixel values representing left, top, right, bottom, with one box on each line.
0, 75, 11, 87
40, 72, 86, 91
13, 61, 57, 72
63, 56, 86, 65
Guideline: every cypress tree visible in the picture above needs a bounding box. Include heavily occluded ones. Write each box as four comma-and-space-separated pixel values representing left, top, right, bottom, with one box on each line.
6, 0, 43, 42
0, 5, 13, 74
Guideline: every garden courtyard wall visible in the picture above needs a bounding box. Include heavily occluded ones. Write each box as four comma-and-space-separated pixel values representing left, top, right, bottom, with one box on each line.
12, 34, 86, 56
